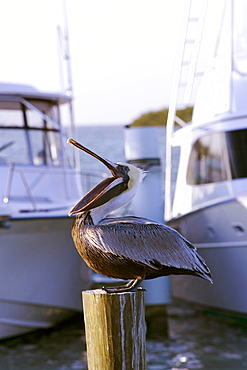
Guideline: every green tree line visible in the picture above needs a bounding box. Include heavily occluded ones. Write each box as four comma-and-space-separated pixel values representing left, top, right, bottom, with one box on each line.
130, 107, 193, 126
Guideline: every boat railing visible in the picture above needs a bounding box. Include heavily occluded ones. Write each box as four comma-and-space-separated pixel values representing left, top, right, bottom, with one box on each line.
165, 0, 208, 221
80, 170, 107, 193
3, 161, 39, 210
1, 161, 107, 210
2, 161, 14, 205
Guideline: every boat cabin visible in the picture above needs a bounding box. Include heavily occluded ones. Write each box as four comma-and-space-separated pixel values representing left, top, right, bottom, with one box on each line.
0, 83, 74, 168
0, 83, 80, 215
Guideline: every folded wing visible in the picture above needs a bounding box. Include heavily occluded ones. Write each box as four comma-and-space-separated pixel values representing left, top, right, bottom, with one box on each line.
83, 216, 212, 281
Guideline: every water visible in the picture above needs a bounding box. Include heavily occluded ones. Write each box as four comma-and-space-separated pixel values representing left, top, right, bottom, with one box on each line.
74, 125, 178, 195
1, 301, 247, 369
2, 125, 247, 369
75, 124, 165, 178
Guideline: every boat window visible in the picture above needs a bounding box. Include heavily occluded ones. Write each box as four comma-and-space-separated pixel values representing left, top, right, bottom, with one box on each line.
29, 129, 62, 166
187, 132, 229, 184
0, 103, 63, 166
187, 129, 247, 184
26, 105, 59, 130
0, 108, 24, 127
46, 106, 59, 129
0, 129, 29, 164
0, 127, 63, 166
226, 129, 247, 179
26, 109, 44, 128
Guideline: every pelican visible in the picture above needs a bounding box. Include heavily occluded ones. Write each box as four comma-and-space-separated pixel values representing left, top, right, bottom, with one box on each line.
68, 138, 212, 292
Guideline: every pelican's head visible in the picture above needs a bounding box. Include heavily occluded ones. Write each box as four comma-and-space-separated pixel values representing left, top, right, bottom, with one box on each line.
68, 139, 144, 221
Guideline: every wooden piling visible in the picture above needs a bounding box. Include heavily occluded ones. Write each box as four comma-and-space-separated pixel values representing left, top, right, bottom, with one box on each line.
82, 289, 146, 370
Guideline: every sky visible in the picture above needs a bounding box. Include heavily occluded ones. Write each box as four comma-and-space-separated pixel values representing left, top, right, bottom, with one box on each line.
0, 1, 223, 125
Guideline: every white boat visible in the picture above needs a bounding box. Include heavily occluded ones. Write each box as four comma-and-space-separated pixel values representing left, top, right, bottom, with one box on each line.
0, 83, 90, 339
165, 1, 247, 316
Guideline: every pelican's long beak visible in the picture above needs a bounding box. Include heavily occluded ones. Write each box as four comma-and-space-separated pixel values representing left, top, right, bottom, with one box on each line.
68, 138, 130, 215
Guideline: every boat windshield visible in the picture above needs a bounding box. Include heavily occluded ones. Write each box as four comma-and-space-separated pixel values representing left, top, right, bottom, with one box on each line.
0, 100, 64, 166
187, 128, 247, 184
226, 129, 247, 179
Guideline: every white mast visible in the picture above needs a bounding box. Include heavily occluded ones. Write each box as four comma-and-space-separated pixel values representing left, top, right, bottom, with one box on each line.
57, 0, 79, 168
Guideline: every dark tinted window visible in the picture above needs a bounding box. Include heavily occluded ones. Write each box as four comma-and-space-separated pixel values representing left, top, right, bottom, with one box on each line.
187, 129, 247, 185
226, 129, 247, 179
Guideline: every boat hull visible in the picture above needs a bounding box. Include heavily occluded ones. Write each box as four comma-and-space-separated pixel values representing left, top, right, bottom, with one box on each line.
0, 216, 90, 339
169, 198, 247, 316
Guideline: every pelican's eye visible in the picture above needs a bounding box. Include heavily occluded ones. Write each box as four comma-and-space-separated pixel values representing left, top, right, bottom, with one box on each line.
114, 164, 130, 180
122, 165, 129, 172
116, 164, 129, 173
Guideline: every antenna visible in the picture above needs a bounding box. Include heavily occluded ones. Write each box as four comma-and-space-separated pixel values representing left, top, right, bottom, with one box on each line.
57, 0, 73, 95
57, 0, 79, 167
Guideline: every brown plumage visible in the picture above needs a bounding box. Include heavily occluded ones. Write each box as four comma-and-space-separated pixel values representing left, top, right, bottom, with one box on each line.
68, 139, 212, 292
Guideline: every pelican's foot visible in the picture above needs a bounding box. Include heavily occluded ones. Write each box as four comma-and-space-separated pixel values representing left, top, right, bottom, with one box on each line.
102, 278, 145, 293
